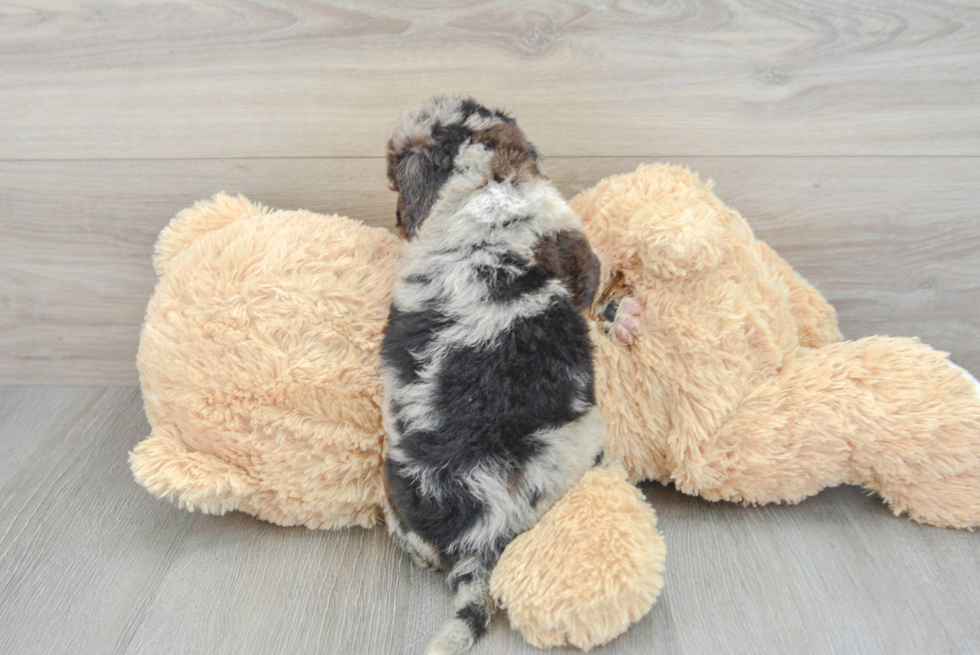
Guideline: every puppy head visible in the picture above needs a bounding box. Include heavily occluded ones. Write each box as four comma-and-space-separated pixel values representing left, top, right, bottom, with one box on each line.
386, 95, 541, 239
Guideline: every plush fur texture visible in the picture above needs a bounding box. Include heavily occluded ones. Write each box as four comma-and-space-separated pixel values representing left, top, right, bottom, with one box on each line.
131, 163, 980, 649
381, 96, 607, 654
490, 465, 665, 650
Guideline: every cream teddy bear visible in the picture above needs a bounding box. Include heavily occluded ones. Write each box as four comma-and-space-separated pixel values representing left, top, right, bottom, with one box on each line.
131, 164, 980, 649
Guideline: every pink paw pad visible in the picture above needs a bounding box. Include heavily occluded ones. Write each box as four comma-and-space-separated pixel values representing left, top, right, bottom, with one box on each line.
602, 298, 642, 344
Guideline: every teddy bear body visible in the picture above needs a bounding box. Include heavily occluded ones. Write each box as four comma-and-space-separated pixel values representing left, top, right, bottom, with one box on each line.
133, 164, 980, 531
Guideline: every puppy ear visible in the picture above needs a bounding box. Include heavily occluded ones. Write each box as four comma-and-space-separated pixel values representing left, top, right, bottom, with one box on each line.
386, 137, 454, 239
385, 138, 400, 192
534, 230, 601, 311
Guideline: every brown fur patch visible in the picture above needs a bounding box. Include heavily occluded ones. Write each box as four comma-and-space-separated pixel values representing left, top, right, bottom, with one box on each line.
507, 468, 526, 495
595, 270, 629, 315
387, 135, 441, 239
394, 197, 408, 239
472, 123, 541, 183
533, 230, 601, 311
385, 138, 400, 192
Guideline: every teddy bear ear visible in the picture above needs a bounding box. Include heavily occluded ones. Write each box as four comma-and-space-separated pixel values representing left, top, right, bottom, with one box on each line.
572, 164, 730, 280
153, 193, 267, 278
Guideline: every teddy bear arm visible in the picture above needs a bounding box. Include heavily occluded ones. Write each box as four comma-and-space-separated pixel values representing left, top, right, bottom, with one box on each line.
129, 421, 387, 529
129, 424, 261, 515
757, 240, 842, 348
490, 466, 665, 650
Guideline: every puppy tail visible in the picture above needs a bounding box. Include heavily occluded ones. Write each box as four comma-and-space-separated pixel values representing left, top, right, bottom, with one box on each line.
426, 556, 492, 655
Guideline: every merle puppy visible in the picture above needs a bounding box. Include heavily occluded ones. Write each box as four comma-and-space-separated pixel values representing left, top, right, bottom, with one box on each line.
381, 96, 637, 655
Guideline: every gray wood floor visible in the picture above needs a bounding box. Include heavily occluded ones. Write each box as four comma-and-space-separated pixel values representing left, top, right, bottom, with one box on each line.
1, 387, 979, 654
2, 1, 980, 653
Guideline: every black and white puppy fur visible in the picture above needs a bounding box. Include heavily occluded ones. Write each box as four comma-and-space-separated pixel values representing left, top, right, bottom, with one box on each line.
381, 96, 630, 655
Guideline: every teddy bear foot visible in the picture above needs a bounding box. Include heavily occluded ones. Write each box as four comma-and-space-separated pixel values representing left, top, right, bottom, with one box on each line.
858, 349, 980, 529
949, 361, 980, 400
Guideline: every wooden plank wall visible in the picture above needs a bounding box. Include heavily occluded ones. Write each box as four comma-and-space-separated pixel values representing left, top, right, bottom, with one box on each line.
1, 0, 978, 384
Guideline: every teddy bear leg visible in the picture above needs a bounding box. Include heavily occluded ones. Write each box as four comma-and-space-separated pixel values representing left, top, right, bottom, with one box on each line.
949, 361, 980, 399
668, 342, 883, 506
854, 353, 980, 529
872, 468, 980, 529
757, 241, 843, 348
669, 340, 980, 529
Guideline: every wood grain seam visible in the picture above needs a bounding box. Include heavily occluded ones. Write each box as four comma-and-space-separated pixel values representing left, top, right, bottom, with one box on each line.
3, 155, 980, 163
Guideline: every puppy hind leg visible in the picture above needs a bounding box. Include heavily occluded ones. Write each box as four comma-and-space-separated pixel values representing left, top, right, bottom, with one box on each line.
384, 502, 444, 571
